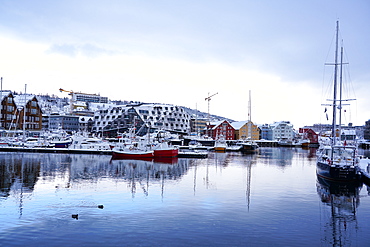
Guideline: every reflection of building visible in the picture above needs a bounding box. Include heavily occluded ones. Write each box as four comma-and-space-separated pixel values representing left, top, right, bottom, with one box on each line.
0, 154, 41, 199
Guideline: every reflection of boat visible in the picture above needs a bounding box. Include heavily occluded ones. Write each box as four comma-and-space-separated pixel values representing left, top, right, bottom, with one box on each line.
316, 21, 361, 182
316, 176, 363, 246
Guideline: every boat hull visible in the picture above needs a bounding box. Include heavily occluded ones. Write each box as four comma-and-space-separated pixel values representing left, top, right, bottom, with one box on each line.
153, 148, 178, 158
112, 150, 154, 160
316, 161, 361, 182
214, 147, 226, 152
240, 144, 259, 154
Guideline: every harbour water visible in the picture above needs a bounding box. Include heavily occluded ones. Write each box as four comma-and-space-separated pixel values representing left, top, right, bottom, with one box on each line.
1, 147, 370, 247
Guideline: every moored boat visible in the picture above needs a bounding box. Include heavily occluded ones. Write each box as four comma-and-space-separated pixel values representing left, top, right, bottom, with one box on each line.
112, 144, 154, 159
213, 135, 227, 152
316, 21, 361, 182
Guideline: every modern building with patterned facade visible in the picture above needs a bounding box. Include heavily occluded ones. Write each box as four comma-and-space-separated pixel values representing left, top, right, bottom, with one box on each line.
93, 103, 191, 137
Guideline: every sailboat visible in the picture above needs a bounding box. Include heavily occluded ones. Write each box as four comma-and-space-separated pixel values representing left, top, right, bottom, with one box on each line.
240, 90, 259, 154
316, 21, 361, 182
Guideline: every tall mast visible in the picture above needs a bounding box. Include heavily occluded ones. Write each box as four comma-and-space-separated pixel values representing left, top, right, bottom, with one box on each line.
332, 21, 339, 146
248, 90, 251, 122
248, 90, 252, 139
338, 42, 344, 135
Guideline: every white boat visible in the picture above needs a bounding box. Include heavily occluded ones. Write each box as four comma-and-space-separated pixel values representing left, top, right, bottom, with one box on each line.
213, 135, 227, 152
69, 133, 111, 151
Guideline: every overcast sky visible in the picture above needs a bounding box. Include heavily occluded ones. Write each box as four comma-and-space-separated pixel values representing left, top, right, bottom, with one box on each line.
0, 0, 369, 128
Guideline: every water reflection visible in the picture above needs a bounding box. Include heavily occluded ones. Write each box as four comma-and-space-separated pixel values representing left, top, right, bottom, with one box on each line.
257, 147, 295, 167
0, 153, 41, 198
316, 177, 363, 247
0, 152, 191, 200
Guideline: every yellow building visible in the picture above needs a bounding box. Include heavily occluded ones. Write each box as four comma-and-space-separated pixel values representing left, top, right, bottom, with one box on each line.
231, 121, 259, 140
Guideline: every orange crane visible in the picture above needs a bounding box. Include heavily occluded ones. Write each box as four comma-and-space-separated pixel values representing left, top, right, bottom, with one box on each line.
59, 88, 74, 95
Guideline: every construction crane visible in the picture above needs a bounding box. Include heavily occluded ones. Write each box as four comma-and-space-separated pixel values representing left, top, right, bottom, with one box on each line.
59, 88, 74, 95
59, 88, 75, 113
205, 92, 218, 136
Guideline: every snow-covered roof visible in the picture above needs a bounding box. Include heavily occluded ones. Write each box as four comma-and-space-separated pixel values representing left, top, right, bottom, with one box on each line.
13, 94, 36, 109
341, 129, 356, 135
231, 121, 248, 130
0, 90, 12, 101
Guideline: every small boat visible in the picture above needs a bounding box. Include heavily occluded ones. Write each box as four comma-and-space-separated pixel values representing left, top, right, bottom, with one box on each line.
226, 144, 242, 152
213, 135, 227, 152
112, 144, 154, 159
152, 142, 179, 158
239, 140, 259, 154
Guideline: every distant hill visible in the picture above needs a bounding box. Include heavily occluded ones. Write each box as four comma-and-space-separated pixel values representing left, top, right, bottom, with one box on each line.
181, 106, 234, 123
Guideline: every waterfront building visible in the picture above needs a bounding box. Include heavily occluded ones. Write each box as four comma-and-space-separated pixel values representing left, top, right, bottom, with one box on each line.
204, 120, 235, 140
13, 94, 43, 131
259, 124, 273, 140
190, 117, 208, 134
270, 121, 294, 141
231, 121, 259, 140
73, 92, 108, 104
0, 91, 17, 130
49, 114, 79, 133
298, 127, 319, 144
93, 102, 191, 137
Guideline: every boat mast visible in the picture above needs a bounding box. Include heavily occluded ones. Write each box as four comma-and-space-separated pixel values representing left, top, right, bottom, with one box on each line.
338, 42, 344, 137
248, 90, 252, 139
332, 21, 339, 146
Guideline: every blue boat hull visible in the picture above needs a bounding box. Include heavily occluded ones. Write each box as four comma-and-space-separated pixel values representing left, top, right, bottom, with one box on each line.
316, 161, 361, 182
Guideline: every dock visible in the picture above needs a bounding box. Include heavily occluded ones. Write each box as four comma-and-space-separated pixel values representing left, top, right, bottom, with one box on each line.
0, 146, 113, 155
359, 157, 370, 186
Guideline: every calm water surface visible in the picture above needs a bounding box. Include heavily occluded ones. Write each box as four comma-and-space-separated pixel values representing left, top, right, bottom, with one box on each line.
0, 147, 369, 247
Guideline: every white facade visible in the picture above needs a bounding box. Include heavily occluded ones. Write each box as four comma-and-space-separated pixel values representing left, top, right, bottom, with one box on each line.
93, 103, 191, 134
270, 121, 294, 140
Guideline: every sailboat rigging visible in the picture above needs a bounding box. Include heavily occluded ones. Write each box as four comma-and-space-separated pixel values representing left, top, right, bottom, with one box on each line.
316, 21, 361, 182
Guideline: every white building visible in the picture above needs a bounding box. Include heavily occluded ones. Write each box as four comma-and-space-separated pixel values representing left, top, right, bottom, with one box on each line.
270, 121, 294, 141
93, 103, 191, 135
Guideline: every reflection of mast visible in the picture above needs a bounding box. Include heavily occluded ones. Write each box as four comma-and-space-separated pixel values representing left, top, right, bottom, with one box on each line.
317, 178, 362, 247
245, 156, 252, 211
19, 158, 24, 218
193, 162, 197, 195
